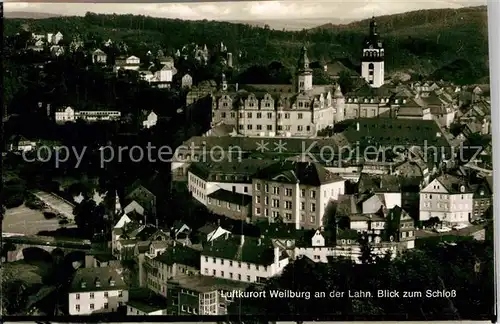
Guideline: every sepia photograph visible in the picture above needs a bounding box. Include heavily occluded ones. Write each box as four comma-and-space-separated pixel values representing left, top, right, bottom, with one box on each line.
1, 0, 497, 321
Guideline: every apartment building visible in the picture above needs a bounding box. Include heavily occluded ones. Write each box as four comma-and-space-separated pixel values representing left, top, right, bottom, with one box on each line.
206, 189, 252, 220
187, 159, 274, 205
419, 174, 474, 224
68, 267, 128, 315
200, 235, 289, 283
145, 244, 200, 297
252, 161, 345, 229
166, 275, 249, 315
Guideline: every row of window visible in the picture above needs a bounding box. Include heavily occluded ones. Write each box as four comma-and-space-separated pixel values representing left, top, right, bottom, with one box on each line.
214, 111, 309, 119
74, 301, 122, 312
237, 124, 312, 132
422, 202, 471, 209
209, 199, 242, 211
75, 291, 123, 300
255, 208, 316, 223
203, 257, 268, 271
255, 196, 316, 211
205, 268, 262, 282
255, 184, 317, 198
423, 194, 468, 200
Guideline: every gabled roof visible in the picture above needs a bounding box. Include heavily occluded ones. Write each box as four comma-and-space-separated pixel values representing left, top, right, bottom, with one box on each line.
154, 245, 200, 268
358, 174, 401, 193
70, 267, 126, 293
202, 235, 279, 266
432, 174, 473, 194
340, 118, 450, 149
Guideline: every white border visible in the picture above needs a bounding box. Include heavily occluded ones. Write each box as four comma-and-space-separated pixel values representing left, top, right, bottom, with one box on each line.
489, 0, 500, 322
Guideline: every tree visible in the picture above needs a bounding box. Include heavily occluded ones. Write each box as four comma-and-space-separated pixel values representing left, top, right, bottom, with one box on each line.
73, 199, 106, 238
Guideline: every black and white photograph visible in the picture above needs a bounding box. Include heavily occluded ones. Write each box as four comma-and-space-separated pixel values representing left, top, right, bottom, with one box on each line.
1, 0, 497, 321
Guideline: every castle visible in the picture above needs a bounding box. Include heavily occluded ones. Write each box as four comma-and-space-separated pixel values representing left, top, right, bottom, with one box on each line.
208, 17, 406, 138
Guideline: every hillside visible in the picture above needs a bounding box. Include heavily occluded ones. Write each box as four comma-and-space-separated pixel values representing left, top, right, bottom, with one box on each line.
4, 6, 489, 83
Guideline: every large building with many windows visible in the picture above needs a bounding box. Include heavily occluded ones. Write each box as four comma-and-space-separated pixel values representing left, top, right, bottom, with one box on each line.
252, 161, 345, 229
68, 267, 129, 315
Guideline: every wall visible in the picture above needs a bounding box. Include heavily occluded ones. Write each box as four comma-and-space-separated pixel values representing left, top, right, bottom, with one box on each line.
68, 289, 129, 315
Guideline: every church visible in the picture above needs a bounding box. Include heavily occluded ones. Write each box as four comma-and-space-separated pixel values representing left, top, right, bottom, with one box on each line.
209, 17, 408, 137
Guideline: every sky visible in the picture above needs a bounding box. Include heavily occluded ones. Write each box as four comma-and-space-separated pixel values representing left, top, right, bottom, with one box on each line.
4, 0, 487, 22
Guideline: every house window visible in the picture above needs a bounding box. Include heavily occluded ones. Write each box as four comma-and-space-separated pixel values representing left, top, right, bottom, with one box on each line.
255, 207, 261, 215
230, 273, 233, 279
229, 261, 233, 266
301, 189, 306, 197
213, 269, 216, 275
75, 304, 80, 312
90, 293, 94, 299
255, 183, 261, 191
104, 303, 109, 309
104, 292, 108, 298
285, 188, 292, 196
90, 303, 95, 310
244, 186, 248, 193
238, 274, 242, 280
221, 271, 225, 277
310, 203, 316, 212
205, 268, 208, 274
310, 191, 316, 198
273, 187, 280, 195
76, 293, 80, 300
205, 256, 209, 262
247, 275, 251, 281
119, 291, 123, 297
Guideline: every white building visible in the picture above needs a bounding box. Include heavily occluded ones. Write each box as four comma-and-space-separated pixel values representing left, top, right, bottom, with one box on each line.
143, 111, 158, 129
55, 106, 121, 123
361, 17, 385, 88
114, 55, 141, 72
68, 267, 128, 315
187, 160, 273, 205
55, 107, 76, 123
419, 174, 474, 224
200, 235, 288, 283
252, 161, 346, 230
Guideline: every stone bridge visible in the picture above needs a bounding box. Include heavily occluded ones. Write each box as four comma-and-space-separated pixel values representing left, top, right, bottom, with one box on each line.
2, 235, 92, 262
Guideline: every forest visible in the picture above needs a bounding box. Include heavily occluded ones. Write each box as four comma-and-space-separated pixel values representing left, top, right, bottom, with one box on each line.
4, 5, 489, 84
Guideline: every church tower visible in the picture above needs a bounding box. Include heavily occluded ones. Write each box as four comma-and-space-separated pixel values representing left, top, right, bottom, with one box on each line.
333, 84, 345, 122
296, 46, 313, 92
221, 73, 228, 91
361, 17, 385, 88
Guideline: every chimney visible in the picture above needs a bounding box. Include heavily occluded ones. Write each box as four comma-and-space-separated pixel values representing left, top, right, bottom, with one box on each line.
173, 241, 176, 247
235, 83, 239, 91
240, 235, 245, 246
356, 122, 360, 131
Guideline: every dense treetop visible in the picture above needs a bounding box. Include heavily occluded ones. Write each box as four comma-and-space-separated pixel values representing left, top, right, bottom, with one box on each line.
4, 5, 489, 83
